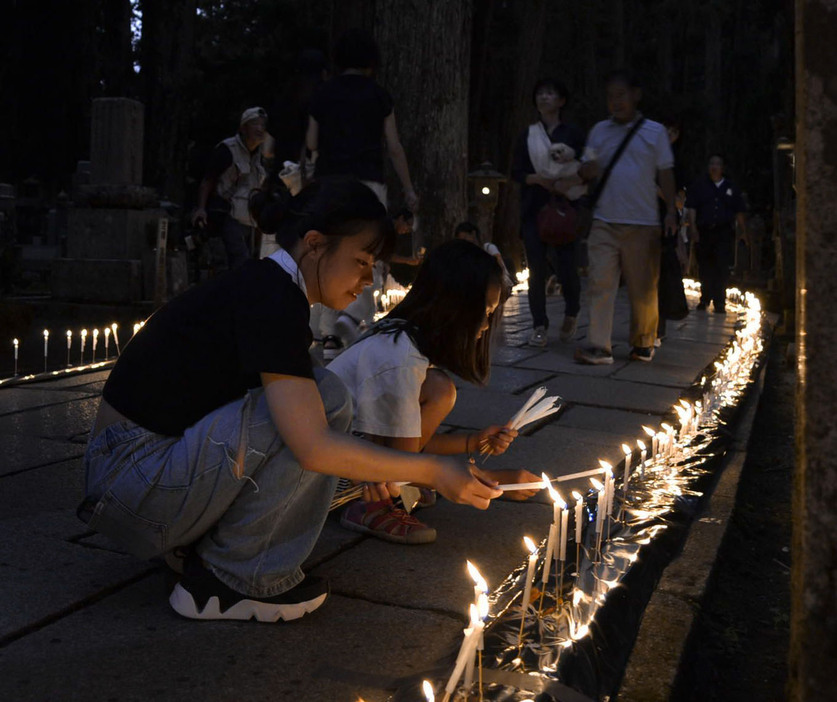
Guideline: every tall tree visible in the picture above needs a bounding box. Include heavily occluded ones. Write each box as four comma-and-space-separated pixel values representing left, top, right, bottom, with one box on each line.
140, 0, 196, 202
375, 0, 473, 248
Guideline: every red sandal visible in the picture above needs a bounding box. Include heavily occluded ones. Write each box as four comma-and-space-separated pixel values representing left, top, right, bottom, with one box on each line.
340, 499, 437, 545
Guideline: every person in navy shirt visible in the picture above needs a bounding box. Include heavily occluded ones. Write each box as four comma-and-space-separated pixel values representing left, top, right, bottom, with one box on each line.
685, 154, 749, 313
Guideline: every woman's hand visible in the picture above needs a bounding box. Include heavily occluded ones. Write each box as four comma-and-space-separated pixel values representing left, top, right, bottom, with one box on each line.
486, 468, 542, 501
473, 426, 518, 457
361, 481, 401, 503
431, 458, 502, 510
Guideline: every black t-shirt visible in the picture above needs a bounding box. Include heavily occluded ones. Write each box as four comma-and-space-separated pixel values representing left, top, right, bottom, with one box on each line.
685, 175, 746, 230
309, 74, 394, 183
511, 121, 586, 222
103, 259, 314, 436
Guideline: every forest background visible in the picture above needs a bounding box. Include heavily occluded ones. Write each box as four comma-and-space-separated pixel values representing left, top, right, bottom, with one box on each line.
0, 0, 794, 264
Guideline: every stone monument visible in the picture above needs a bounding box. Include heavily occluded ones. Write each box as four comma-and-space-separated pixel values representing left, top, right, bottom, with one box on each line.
51, 98, 185, 303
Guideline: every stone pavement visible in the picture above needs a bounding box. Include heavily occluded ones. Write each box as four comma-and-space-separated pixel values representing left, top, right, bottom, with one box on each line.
0, 283, 742, 702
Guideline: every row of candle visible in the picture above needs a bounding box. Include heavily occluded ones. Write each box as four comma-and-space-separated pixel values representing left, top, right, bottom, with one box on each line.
7, 321, 146, 377
428, 284, 766, 699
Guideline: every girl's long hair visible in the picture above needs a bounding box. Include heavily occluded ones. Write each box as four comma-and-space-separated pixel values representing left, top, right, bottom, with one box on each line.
377, 239, 503, 385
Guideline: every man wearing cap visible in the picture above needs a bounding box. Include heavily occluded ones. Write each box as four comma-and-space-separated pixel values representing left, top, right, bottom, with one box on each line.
192, 107, 273, 269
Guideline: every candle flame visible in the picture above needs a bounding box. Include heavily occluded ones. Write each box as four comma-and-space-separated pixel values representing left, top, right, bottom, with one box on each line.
598, 459, 612, 471
81, 329, 87, 337
679, 399, 691, 409
637, 439, 646, 451
590, 478, 603, 490
66, 330, 71, 338
43, 329, 49, 338
13, 338, 18, 346
571, 624, 590, 640
422, 680, 435, 702
572, 589, 584, 606
93, 328, 99, 338
466, 560, 487, 593
523, 535, 536, 553
642, 425, 656, 437
621, 443, 631, 456
571, 490, 582, 502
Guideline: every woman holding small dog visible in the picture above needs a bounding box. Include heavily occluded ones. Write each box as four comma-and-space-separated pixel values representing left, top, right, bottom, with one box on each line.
511, 78, 585, 348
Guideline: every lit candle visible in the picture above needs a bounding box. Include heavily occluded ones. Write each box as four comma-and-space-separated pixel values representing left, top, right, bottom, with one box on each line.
444, 603, 482, 702
598, 460, 614, 517
422, 680, 435, 702
466, 560, 487, 607
103, 327, 110, 359
520, 536, 538, 614
463, 593, 489, 689
111, 323, 120, 355
591, 478, 605, 535
621, 443, 632, 496
43, 329, 49, 372
13, 338, 18, 375
80, 329, 87, 365
637, 439, 647, 479
66, 330, 72, 367
133, 323, 141, 336
559, 504, 569, 562
572, 490, 583, 544
643, 425, 657, 458
91, 329, 99, 361
540, 522, 558, 590
543, 472, 561, 525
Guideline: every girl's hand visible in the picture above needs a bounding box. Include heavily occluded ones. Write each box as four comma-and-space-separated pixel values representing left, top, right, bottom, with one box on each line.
487, 468, 542, 501
474, 426, 519, 457
432, 458, 502, 510
361, 481, 401, 503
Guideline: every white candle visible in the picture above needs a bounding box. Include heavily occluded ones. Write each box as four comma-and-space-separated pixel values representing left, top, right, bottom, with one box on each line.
591, 478, 605, 534
66, 330, 72, 367
622, 443, 632, 495
637, 440, 647, 479
444, 604, 482, 698
642, 425, 656, 458
572, 491, 583, 543
543, 473, 561, 525
80, 329, 87, 365
541, 523, 558, 587
104, 327, 110, 358
464, 593, 488, 688
43, 329, 49, 370
111, 323, 120, 355
13, 338, 18, 375
91, 329, 99, 360
559, 506, 569, 561
521, 536, 538, 614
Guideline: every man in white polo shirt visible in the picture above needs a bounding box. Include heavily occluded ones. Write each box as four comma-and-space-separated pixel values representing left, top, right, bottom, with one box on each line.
575, 71, 677, 364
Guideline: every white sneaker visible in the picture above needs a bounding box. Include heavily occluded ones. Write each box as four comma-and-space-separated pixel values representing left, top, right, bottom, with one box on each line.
528, 326, 548, 347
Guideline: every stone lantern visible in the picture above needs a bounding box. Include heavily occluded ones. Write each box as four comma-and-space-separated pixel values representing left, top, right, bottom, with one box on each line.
467, 161, 506, 242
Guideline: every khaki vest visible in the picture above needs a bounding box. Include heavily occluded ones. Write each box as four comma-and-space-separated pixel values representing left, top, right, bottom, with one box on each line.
215, 135, 266, 226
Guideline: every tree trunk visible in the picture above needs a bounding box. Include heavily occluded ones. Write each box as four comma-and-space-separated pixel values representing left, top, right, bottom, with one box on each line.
140, 0, 196, 202
374, 0, 473, 250
491, 0, 549, 269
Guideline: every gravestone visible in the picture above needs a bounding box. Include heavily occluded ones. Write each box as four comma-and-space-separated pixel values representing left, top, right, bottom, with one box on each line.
51, 98, 183, 303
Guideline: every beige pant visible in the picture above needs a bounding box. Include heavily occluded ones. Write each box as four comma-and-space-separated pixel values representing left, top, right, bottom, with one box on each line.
586, 220, 661, 351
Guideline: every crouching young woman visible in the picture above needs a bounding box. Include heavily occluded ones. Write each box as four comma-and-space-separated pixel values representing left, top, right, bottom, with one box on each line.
79, 177, 501, 623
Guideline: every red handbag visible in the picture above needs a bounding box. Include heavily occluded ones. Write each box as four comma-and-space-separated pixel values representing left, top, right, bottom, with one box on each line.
537, 195, 578, 245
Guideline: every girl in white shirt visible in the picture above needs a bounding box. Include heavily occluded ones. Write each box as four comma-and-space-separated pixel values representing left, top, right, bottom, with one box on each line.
328, 239, 539, 543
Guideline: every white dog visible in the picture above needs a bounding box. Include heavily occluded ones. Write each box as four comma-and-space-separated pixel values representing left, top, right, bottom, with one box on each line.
543, 143, 586, 200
